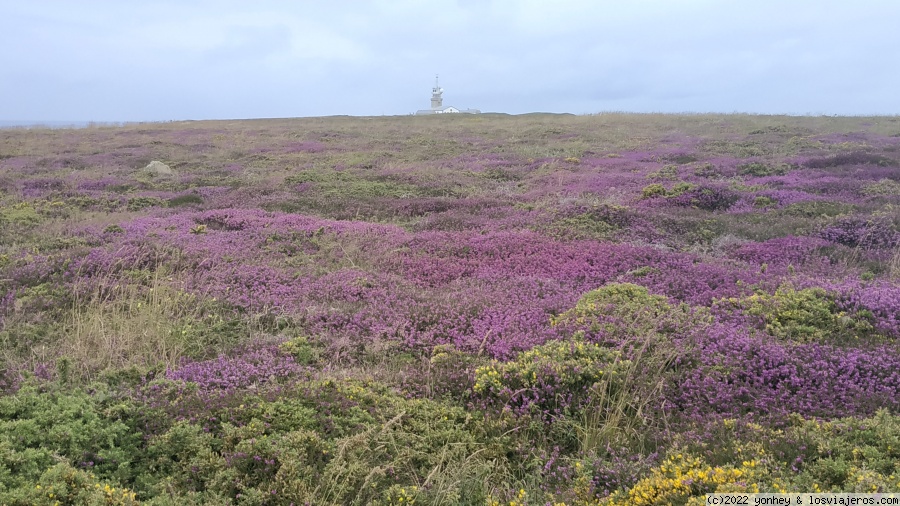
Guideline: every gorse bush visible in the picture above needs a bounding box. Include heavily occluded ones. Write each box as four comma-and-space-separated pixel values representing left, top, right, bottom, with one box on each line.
473, 336, 628, 418
641, 183, 668, 199
3, 462, 140, 506
552, 283, 704, 346
599, 454, 762, 505
126, 196, 166, 212
646, 165, 679, 180
753, 196, 777, 208
133, 378, 516, 505
0, 384, 142, 501
548, 205, 632, 241
640, 182, 694, 199
717, 284, 875, 344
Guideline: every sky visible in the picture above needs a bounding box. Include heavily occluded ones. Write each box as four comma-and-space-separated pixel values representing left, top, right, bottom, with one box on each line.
2, 0, 899, 122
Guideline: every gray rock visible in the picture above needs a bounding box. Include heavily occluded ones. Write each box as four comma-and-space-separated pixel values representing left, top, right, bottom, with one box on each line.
144, 160, 175, 176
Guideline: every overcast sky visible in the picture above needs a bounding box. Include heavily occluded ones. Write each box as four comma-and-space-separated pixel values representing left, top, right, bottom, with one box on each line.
2, 1, 899, 121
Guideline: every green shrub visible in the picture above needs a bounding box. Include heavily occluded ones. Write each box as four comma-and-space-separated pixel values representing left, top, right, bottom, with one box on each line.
693, 163, 721, 178
481, 167, 520, 181
107, 184, 134, 193
627, 266, 659, 277
0, 202, 42, 226
753, 196, 777, 208
669, 182, 694, 196
126, 196, 166, 211
279, 335, 325, 366
552, 213, 620, 240
0, 384, 142, 494
551, 283, 703, 343
136, 380, 512, 505
782, 410, 900, 493
474, 338, 626, 400
641, 184, 667, 199
641, 182, 694, 199
717, 284, 875, 344
168, 193, 204, 206
782, 201, 853, 218
424, 344, 484, 401
647, 165, 679, 180
738, 162, 789, 177
0, 462, 140, 506
861, 178, 900, 196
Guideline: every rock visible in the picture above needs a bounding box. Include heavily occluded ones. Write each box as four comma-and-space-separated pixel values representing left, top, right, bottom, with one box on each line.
143, 160, 175, 176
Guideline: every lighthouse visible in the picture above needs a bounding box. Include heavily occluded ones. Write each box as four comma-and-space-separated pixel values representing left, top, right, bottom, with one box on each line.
431, 75, 443, 110
415, 75, 481, 115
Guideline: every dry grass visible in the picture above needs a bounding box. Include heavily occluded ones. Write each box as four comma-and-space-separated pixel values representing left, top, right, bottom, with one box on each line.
574, 332, 675, 456
62, 270, 203, 380
890, 248, 900, 279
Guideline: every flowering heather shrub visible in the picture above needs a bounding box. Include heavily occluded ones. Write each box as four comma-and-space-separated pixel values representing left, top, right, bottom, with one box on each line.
729, 236, 831, 266
828, 281, 900, 338
819, 214, 900, 249
674, 324, 900, 420
804, 151, 896, 169
166, 342, 305, 391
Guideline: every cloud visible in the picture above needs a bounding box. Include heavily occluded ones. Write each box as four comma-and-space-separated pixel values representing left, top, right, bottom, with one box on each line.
2, 0, 899, 120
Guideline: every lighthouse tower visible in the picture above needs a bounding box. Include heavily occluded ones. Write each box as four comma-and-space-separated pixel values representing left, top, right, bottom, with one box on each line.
415, 75, 480, 115
430, 75, 443, 110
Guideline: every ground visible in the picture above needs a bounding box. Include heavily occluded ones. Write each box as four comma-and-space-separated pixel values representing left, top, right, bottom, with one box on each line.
1, 113, 899, 504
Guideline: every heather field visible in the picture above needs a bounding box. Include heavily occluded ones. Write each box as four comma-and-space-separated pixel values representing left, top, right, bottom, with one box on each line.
2, 113, 900, 505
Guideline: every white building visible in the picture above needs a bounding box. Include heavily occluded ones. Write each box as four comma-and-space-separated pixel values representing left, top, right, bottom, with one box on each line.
415, 75, 480, 115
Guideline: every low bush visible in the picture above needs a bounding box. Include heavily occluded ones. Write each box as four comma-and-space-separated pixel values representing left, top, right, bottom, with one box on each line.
0, 383, 142, 498
167, 193, 204, 206
646, 165, 679, 180
126, 196, 166, 211
819, 214, 899, 249
473, 336, 627, 418
716, 284, 875, 344
861, 178, 900, 196
805, 151, 896, 169
738, 162, 789, 177
753, 196, 777, 208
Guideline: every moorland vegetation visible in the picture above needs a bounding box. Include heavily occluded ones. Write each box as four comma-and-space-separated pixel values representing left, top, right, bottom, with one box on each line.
1, 113, 900, 504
